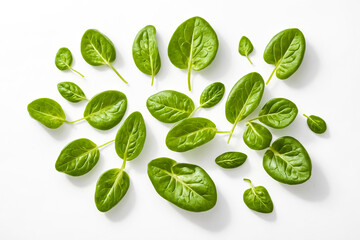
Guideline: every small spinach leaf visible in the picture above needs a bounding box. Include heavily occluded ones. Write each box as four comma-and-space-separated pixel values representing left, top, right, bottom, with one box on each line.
27, 98, 67, 129
215, 152, 247, 169
243, 122, 272, 150
238, 36, 254, 64
264, 28, 306, 84
81, 29, 127, 84
304, 114, 327, 134
166, 117, 217, 152
146, 90, 194, 123
55, 47, 84, 77
95, 168, 130, 212
199, 82, 225, 108
147, 157, 217, 212
263, 136, 312, 184
57, 82, 87, 103
168, 16, 218, 91
132, 25, 161, 86
243, 178, 273, 213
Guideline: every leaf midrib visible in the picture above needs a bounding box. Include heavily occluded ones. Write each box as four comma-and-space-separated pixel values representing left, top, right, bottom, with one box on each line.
171, 127, 216, 140
148, 99, 192, 114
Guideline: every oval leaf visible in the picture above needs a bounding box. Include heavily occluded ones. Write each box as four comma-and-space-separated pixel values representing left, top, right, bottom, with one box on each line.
263, 136, 312, 184
27, 98, 66, 129
147, 157, 217, 212
243, 122, 272, 150
115, 111, 146, 161
57, 82, 87, 103
166, 117, 217, 152
243, 178, 273, 213
84, 90, 127, 130
146, 90, 195, 123
238, 36, 254, 64
55, 138, 100, 176
215, 152, 247, 169
200, 82, 225, 108
55, 47, 72, 70
304, 114, 327, 134
258, 98, 298, 129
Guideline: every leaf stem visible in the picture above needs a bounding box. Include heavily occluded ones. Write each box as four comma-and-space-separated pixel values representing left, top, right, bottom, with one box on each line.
216, 131, 231, 134
266, 67, 277, 85
151, 73, 155, 86
69, 67, 85, 78
303, 114, 309, 119
108, 62, 128, 84
97, 139, 115, 149
120, 156, 127, 171
189, 105, 202, 118
247, 116, 260, 122
246, 55, 253, 65
187, 67, 192, 91
227, 121, 238, 144
66, 116, 88, 124
243, 178, 254, 188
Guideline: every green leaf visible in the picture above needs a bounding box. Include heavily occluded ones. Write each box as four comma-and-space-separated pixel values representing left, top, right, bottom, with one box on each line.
55, 138, 100, 176
263, 136, 312, 184
258, 98, 298, 129
115, 112, 146, 161
95, 168, 130, 212
55, 47, 84, 77
243, 178, 273, 213
238, 36, 254, 64
147, 157, 217, 212
81, 29, 127, 83
132, 25, 161, 86
84, 90, 127, 130
200, 82, 225, 108
304, 114, 327, 134
57, 82, 87, 103
225, 72, 265, 143
243, 122, 272, 150
146, 90, 195, 123
215, 152, 247, 169
168, 16, 219, 91
264, 28, 306, 84
166, 117, 217, 152
27, 98, 66, 129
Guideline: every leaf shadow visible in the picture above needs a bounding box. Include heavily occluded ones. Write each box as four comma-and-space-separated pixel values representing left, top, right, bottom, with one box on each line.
43, 123, 72, 141
249, 207, 277, 222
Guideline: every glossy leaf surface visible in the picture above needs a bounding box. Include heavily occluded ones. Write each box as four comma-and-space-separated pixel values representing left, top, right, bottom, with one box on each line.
57, 82, 87, 103
55, 47, 73, 70
238, 36, 254, 64
243, 178, 273, 213
304, 114, 327, 134
215, 152, 247, 169
243, 122, 272, 150
200, 82, 225, 108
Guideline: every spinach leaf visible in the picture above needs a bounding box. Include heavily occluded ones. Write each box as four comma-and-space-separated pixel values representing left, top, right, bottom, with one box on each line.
147, 157, 217, 212
264, 28, 306, 84
225, 72, 265, 143
256, 98, 298, 129
304, 114, 327, 134
166, 117, 217, 152
263, 136, 312, 184
55, 47, 84, 78
115, 112, 146, 161
81, 29, 127, 84
95, 168, 130, 212
168, 16, 219, 91
57, 82, 87, 103
215, 152, 247, 169
132, 25, 161, 86
27, 98, 67, 129
199, 82, 225, 108
238, 36, 254, 64
84, 90, 127, 130
243, 122, 272, 150
146, 90, 194, 123
243, 178, 273, 213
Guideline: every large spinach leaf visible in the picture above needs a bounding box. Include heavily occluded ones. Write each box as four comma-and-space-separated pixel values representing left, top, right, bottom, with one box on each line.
168, 16, 218, 91
263, 136, 312, 184
55, 47, 84, 77
199, 82, 225, 108
243, 122, 272, 150
147, 157, 217, 212
304, 114, 327, 134
215, 152, 247, 169
238, 36, 254, 64
243, 178, 273, 213
57, 82, 87, 103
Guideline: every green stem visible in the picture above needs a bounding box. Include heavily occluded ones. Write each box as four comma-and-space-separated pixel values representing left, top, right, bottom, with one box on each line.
66, 116, 88, 124
227, 121, 239, 144
189, 105, 202, 118
187, 67, 192, 91
69, 67, 85, 78
246, 55, 253, 65
247, 116, 260, 122
151, 73, 155, 86
97, 139, 115, 149
303, 114, 309, 119
216, 131, 231, 134
266, 67, 277, 85
243, 178, 254, 188
120, 156, 127, 170
108, 62, 128, 84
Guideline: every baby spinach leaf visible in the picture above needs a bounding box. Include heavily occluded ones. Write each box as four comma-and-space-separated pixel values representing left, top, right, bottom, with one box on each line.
243, 122, 272, 150
215, 152, 247, 169
81, 29, 127, 84
168, 16, 219, 91
95, 168, 130, 212
225, 72, 265, 143
264, 28, 306, 84
84, 90, 127, 130
304, 114, 327, 134
147, 157, 217, 212
243, 178, 273, 213
115, 112, 146, 161
27, 98, 67, 129
57, 82, 87, 103
263, 136, 312, 184
238, 36, 254, 64
55, 47, 84, 77
166, 117, 217, 152
132, 25, 161, 86
199, 82, 225, 108
55, 138, 100, 176
257, 98, 298, 129
146, 90, 194, 123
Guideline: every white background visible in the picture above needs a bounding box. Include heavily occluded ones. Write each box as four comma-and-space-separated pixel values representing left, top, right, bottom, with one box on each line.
1, 0, 359, 239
